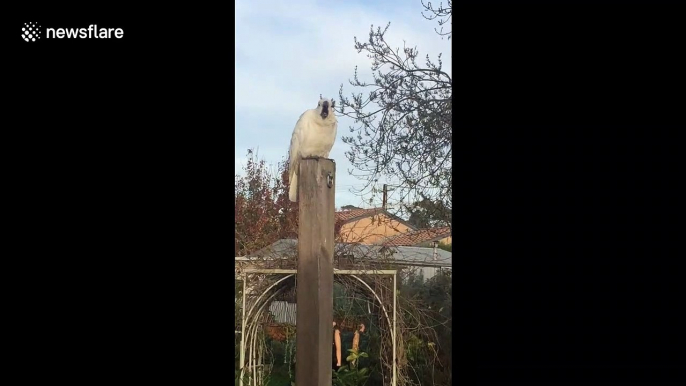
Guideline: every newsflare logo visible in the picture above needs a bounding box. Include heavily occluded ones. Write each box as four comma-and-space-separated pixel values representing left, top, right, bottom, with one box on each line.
22, 22, 41, 42
22, 23, 124, 42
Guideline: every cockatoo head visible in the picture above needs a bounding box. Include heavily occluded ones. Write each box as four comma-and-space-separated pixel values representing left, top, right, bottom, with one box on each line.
317, 95, 336, 120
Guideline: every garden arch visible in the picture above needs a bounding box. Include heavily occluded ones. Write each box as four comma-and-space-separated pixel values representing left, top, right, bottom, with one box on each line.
237, 268, 398, 386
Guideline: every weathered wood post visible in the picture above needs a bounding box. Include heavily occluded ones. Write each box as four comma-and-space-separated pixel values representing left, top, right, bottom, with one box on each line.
296, 157, 335, 386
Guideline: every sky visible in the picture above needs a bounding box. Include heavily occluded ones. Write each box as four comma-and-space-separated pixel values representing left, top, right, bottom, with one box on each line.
235, 0, 451, 209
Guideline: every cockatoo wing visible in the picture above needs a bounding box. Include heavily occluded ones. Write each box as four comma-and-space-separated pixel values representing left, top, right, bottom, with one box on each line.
327, 120, 338, 158
288, 111, 309, 202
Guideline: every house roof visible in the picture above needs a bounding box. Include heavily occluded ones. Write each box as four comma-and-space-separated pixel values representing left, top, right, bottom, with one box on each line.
380, 226, 452, 247
336, 207, 381, 222
243, 238, 451, 267
335, 207, 418, 231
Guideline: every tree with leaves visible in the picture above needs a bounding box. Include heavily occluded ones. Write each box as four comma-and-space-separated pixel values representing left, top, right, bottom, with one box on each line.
234, 149, 297, 256
405, 198, 452, 229
337, 0, 452, 228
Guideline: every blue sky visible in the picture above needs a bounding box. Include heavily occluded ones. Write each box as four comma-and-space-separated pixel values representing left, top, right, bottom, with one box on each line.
235, 0, 451, 209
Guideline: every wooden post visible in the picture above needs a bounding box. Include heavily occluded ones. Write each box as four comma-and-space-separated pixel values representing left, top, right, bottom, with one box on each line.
296, 157, 335, 386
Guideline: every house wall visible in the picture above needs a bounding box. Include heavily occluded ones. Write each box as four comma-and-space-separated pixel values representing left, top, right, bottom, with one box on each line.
339, 214, 413, 244
438, 236, 452, 245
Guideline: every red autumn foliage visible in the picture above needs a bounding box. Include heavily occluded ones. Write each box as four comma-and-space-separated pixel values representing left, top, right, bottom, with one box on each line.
235, 149, 298, 256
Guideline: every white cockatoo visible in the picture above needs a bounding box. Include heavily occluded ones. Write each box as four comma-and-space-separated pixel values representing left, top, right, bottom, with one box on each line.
288, 95, 338, 202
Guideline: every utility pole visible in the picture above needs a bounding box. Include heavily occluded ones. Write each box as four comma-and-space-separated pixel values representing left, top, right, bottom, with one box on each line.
382, 184, 388, 210
296, 157, 335, 386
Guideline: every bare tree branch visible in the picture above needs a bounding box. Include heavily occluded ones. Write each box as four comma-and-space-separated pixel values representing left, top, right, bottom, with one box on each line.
338, 3, 452, 225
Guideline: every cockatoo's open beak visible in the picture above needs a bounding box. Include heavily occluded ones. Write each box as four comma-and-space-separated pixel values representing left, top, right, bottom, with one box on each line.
321, 101, 330, 119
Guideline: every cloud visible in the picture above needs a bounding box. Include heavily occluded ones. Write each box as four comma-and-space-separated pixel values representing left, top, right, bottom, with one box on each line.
235, 0, 451, 207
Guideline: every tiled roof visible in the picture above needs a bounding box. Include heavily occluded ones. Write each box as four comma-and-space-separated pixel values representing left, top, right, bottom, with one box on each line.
379, 226, 451, 247
335, 208, 383, 223
335, 207, 418, 230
